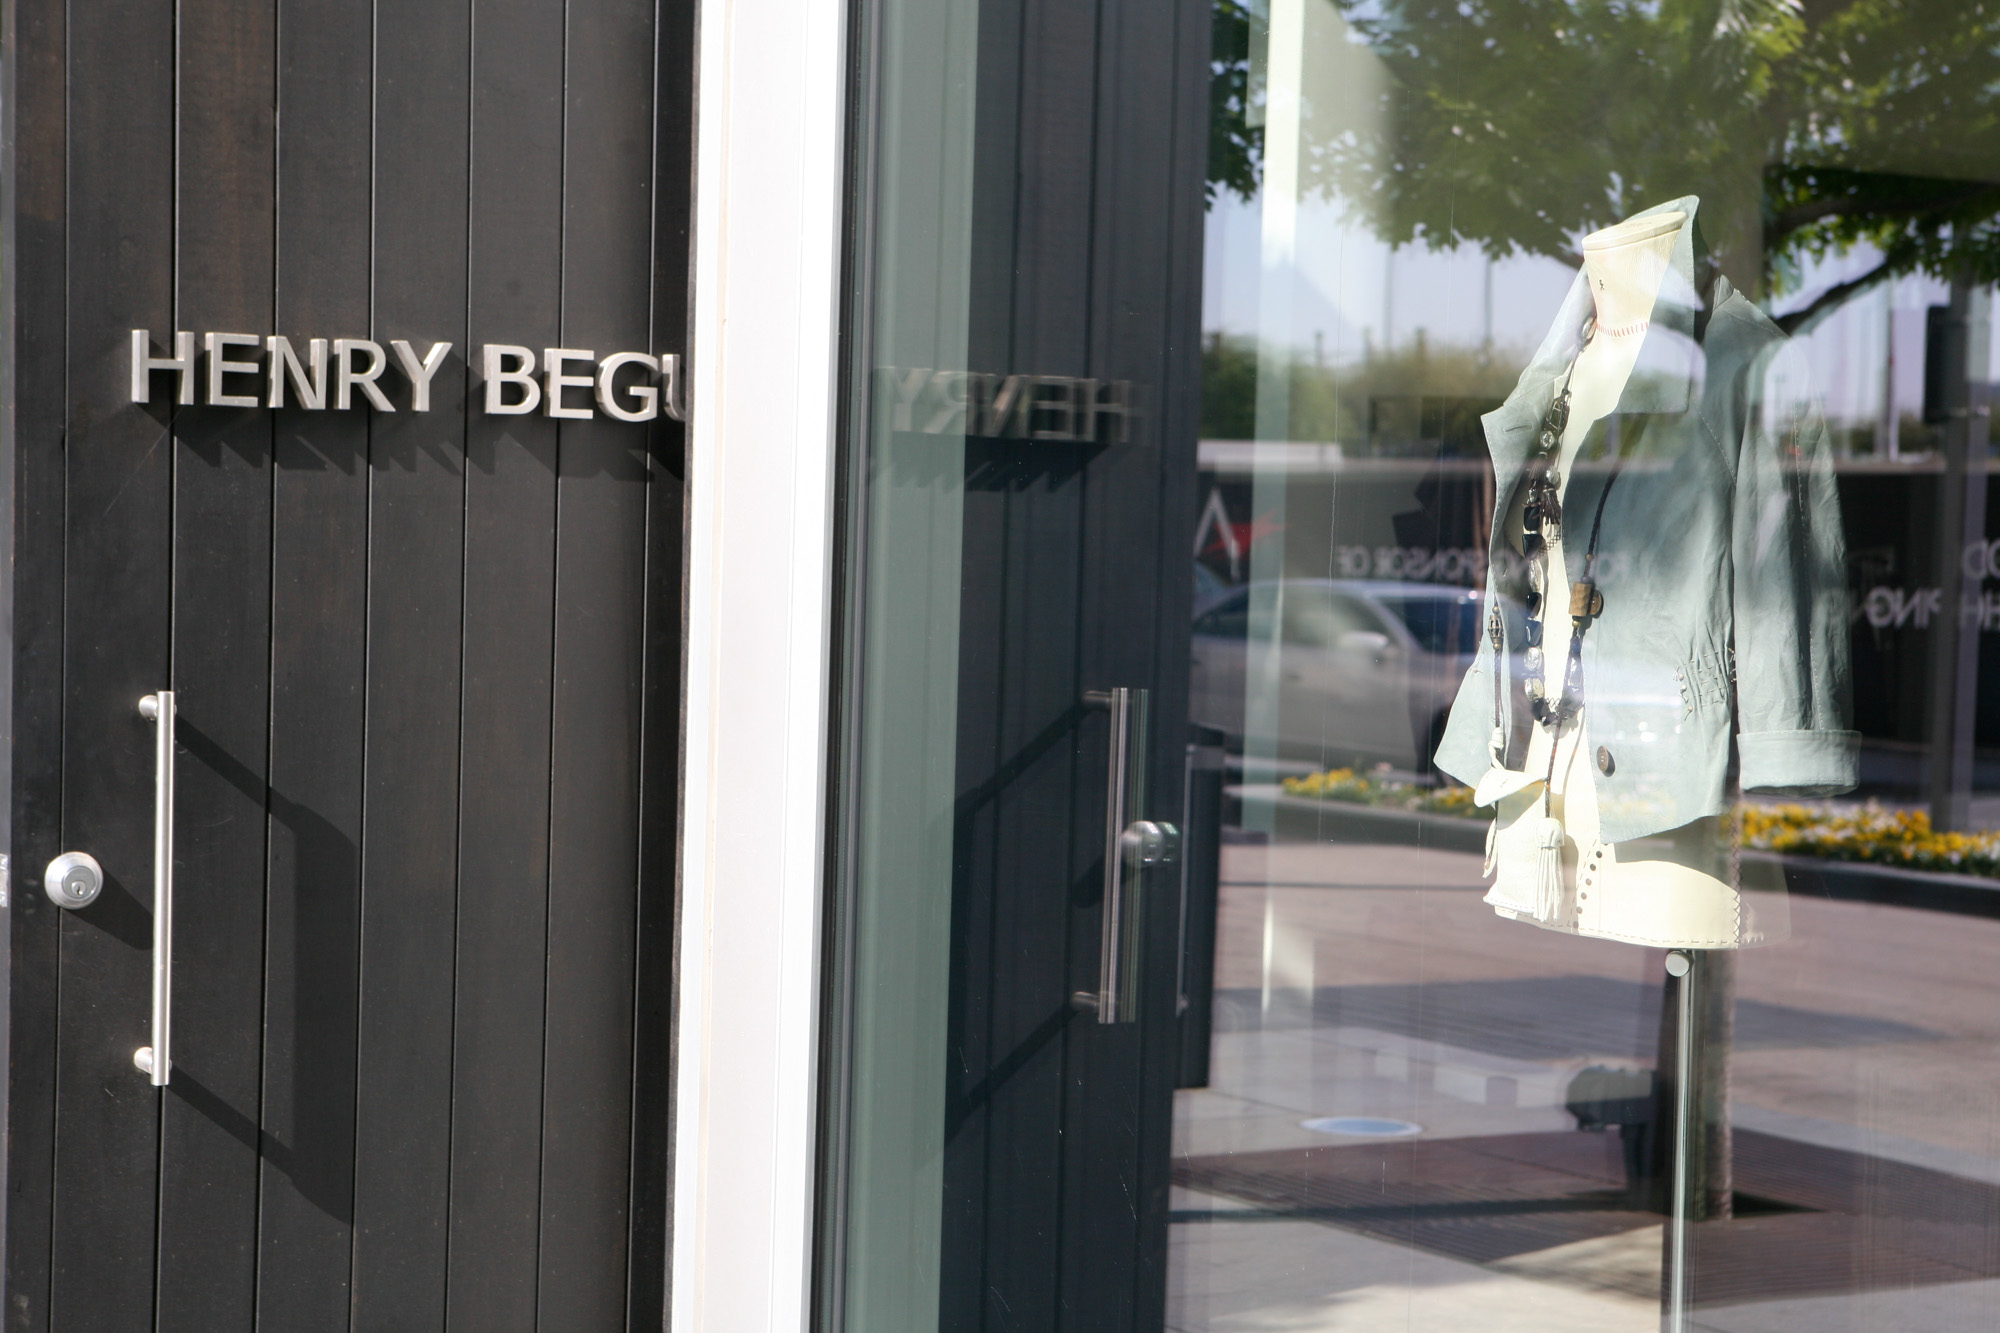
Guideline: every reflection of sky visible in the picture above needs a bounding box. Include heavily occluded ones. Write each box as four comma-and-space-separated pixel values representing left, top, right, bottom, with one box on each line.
1203, 188, 1994, 437
1201, 191, 1574, 361
1769, 249, 1954, 434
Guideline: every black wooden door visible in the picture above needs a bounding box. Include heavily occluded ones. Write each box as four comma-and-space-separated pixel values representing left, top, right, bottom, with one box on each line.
929, 0, 1208, 1325
6, 1, 690, 1329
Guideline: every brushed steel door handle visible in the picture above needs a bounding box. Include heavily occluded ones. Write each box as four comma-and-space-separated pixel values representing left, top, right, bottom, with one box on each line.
1074, 688, 1175, 1024
134, 691, 174, 1085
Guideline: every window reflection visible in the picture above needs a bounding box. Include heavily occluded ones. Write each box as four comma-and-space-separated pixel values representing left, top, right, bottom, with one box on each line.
825, 0, 2000, 1329
1175, 1, 2000, 1330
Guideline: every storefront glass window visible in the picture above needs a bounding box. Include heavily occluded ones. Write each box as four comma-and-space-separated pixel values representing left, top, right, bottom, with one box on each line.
823, 2, 2000, 1329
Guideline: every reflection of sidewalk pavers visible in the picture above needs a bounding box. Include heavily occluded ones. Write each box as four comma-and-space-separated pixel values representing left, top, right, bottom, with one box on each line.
1167, 1196, 1656, 1332
1177, 1132, 1661, 1266
1173, 837, 2000, 1326
1177, 1128, 2000, 1307
1210, 976, 1937, 1057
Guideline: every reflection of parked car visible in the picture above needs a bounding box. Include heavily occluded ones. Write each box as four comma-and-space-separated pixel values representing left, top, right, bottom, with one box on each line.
1189, 578, 1491, 776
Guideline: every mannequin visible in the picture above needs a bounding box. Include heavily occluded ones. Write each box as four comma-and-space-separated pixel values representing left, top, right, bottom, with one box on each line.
1479, 212, 1785, 948
1515, 212, 1680, 788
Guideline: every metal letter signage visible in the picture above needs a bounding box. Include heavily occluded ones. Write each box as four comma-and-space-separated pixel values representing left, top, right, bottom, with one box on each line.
542, 348, 597, 420
482, 344, 542, 415
595, 352, 663, 422
131, 330, 686, 422
266, 335, 329, 409
390, 339, 452, 412
130, 330, 196, 405
204, 333, 263, 408
331, 338, 394, 411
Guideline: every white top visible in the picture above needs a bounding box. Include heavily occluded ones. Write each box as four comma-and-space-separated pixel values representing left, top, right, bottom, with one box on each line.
1473, 244, 1785, 949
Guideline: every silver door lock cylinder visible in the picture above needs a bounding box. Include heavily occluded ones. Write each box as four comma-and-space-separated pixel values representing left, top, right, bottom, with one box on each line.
44, 852, 104, 909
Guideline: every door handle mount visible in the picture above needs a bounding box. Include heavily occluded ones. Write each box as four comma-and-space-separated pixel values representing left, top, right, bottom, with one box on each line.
1121, 819, 1176, 869
134, 691, 174, 1085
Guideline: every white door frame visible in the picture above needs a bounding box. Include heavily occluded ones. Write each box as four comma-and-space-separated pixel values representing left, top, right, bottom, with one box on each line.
672, 0, 849, 1325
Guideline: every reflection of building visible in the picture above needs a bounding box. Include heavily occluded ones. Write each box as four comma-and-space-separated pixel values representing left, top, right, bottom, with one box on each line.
1196, 455, 1492, 589
1194, 447, 2000, 800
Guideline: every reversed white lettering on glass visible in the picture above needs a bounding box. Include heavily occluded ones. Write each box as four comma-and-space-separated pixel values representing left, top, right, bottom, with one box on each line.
881, 365, 1136, 442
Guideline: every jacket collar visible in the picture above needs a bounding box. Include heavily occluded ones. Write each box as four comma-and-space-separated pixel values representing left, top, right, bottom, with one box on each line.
1485, 195, 1710, 471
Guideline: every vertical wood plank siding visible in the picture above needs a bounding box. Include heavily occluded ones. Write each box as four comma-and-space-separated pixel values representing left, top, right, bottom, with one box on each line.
257, 0, 374, 1321
6, 0, 67, 1323
447, 0, 564, 1326
49, 0, 176, 1322
352, 2, 473, 1323
6, 1, 691, 1328
160, 0, 278, 1324
537, 0, 658, 1323
628, 0, 698, 1317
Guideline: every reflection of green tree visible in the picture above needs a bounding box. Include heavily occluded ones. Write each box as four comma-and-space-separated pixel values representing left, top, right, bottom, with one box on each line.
1209, 0, 1261, 206
1201, 331, 1525, 444
1768, 169, 2000, 329
1208, 0, 2000, 328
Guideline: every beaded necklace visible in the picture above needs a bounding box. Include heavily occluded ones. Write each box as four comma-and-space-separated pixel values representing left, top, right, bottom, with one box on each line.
1486, 320, 1626, 914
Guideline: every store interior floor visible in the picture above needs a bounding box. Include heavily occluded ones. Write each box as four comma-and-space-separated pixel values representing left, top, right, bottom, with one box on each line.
1167, 839, 2000, 1331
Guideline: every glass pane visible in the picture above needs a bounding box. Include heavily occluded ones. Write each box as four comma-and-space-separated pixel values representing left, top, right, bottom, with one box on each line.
823, 3, 2000, 1331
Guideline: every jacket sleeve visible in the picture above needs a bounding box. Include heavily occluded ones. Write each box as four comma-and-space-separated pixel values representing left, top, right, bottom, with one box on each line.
1729, 334, 1860, 795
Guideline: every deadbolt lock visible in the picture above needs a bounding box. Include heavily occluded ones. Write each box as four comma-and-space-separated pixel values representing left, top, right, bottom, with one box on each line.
44, 852, 103, 910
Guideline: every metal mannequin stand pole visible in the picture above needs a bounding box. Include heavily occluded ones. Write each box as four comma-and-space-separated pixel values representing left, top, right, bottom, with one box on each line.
1664, 949, 1693, 1333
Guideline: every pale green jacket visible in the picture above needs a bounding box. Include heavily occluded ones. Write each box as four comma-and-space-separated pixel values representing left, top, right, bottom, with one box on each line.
1435, 196, 1859, 841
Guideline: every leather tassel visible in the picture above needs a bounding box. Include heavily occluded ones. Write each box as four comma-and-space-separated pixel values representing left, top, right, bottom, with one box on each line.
1532, 816, 1566, 921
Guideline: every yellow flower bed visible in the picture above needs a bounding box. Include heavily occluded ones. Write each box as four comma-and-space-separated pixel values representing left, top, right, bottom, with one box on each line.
1280, 767, 1493, 816
1282, 766, 2000, 880
1740, 803, 2000, 878
1282, 767, 1383, 802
